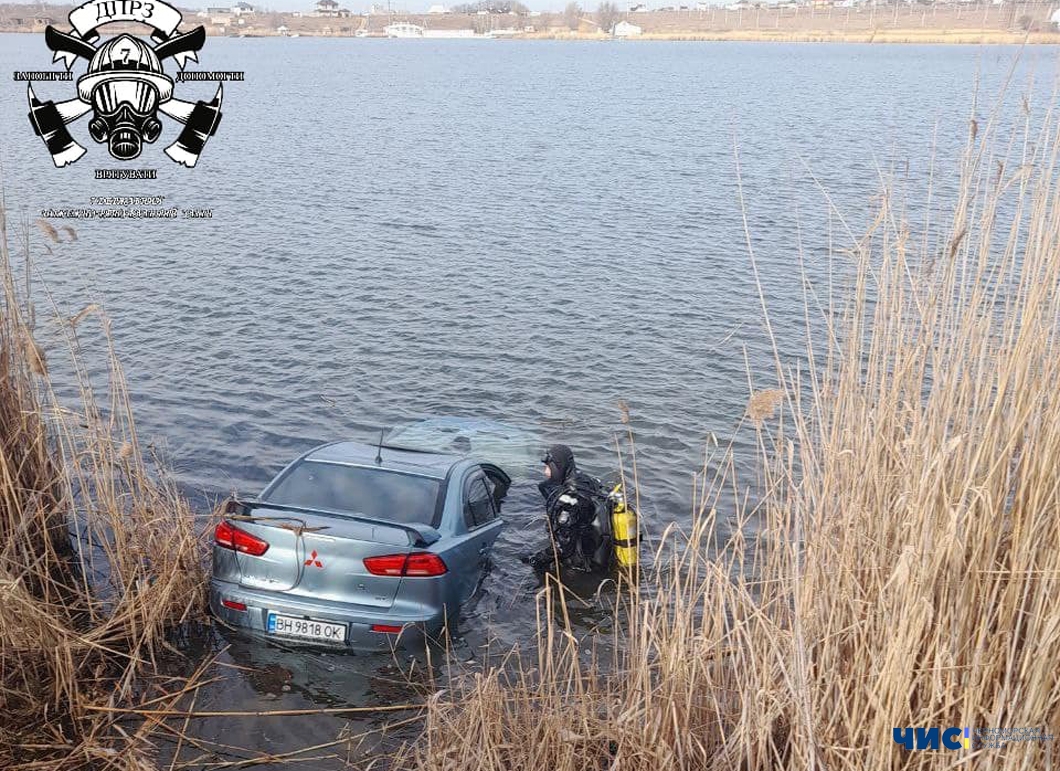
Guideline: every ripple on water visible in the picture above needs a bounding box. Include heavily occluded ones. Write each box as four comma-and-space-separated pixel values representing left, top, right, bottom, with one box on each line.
0, 36, 1050, 763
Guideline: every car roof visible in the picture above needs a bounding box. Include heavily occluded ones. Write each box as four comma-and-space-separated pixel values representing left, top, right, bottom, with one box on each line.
302, 441, 462, 479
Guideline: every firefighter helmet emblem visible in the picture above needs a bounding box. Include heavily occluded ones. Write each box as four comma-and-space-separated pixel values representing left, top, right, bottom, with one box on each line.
26, 0, 224, 167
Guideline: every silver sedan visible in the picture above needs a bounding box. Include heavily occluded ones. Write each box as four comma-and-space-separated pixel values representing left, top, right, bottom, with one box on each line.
210, 440, 510, 650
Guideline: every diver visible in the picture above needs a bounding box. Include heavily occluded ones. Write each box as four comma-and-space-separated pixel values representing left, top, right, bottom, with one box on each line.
522, 444, 612, 574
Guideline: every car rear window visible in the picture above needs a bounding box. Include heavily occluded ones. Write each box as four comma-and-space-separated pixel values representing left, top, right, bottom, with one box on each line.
265, 461, 442, 525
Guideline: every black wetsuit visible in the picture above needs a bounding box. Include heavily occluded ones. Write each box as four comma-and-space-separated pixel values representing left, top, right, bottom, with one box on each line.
527, 444, 607, 573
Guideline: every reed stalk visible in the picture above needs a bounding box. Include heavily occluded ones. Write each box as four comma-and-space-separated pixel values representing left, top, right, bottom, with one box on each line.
388, 96, 1060, 771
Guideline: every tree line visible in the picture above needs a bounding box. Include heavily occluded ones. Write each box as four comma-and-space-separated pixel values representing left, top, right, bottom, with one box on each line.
564, 1, 621, 31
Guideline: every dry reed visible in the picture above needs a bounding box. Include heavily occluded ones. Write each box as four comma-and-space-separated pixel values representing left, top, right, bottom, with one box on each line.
0, 210, 210, 769
4, 87, 1059, 771
384, 99, 1060, 769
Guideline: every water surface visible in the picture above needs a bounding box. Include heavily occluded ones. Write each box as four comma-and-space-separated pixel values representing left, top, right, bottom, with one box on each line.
1, 35, 1055, 766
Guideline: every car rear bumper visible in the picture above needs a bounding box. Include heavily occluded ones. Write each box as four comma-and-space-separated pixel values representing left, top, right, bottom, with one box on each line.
209, 579, 448, 651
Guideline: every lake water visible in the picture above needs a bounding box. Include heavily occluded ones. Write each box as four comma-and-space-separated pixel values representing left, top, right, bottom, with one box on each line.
1, 34, 1056, 766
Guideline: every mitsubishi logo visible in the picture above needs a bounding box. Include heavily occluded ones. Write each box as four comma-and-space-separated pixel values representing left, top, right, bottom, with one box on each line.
304, 550, 323, 568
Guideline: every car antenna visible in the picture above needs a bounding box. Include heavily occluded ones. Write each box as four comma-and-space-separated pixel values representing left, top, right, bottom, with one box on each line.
375, 428, 385, 465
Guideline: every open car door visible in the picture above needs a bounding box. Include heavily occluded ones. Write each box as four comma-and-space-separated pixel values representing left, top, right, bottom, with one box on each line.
480, 463, 511, 511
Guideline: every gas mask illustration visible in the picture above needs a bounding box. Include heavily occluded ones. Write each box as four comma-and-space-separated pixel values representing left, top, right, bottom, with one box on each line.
26, 15, 223, 168
78, 36, 171, 161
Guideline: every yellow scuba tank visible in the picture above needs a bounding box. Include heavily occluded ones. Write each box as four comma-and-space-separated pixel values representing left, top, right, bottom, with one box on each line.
609, 484, 638, 568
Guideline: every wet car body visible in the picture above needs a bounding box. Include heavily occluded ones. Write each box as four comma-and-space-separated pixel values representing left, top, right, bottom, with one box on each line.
210, 441, 510, 651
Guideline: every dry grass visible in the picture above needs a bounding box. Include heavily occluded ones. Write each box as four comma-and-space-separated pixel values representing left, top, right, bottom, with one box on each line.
0, 203, 210, 768
2, 85, 1058, 771
385, 106, 1060, 768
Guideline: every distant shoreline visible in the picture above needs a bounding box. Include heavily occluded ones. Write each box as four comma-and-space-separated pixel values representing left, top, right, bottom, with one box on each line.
2, 27, 1058, 44
3, 1, 1058, 45
514, 29, 1059, 43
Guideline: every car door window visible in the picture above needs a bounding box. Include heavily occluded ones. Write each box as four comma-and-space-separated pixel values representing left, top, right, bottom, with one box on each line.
464, 475, 495, 529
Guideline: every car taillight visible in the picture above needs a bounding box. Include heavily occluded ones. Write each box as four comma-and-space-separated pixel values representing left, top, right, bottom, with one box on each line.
370, 624, 404, 633
404, 552, 447, 576
214, 520, 269, 557
364, 552, 447, 577
221, 598, 247, 611
363, 554, 407, 576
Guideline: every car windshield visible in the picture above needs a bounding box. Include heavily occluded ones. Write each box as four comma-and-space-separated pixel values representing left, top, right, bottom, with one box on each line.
265, 461, 442, 526
385, 417, 541, 478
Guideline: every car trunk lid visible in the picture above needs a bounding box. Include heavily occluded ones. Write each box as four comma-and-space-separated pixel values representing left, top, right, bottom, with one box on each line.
221, 503, 439, 609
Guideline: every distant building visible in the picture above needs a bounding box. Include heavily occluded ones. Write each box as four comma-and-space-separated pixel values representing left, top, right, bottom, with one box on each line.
277, 23, 290, 34
1051, 7, 1060, 27
385, 21, 424, 35
314, 0, 342, 15
630, 2, 650, 10
423, 27, 476, 35
231, 1, 255, 14
613, 19, 642, 34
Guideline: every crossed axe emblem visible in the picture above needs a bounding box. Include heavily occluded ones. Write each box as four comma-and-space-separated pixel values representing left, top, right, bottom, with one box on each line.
28, 3, 223, 167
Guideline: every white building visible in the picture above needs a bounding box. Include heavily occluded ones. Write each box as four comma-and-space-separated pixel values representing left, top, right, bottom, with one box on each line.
613, 19, 642, 35
314, 0, 343, 16
423, 27, 476, 35
385, 21, 424, 36
231, 2, 255, 14
198, 6, 234, 22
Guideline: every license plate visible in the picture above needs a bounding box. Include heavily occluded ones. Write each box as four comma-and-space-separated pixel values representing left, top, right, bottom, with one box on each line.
267, 613, 347, 643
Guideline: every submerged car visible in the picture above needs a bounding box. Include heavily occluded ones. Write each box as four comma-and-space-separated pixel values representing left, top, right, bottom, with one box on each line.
210, 440, 510, 650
